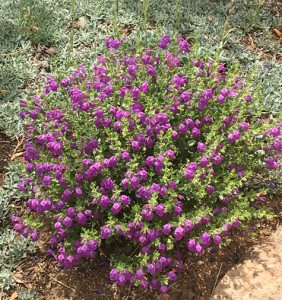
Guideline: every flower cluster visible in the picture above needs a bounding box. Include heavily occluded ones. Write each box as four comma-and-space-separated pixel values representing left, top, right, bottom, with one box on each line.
14, 34, 282, 293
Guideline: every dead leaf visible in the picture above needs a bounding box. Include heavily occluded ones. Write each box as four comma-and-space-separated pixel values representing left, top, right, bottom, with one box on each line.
273, 28, 282, 38
9, 292, 18, 300
45, 47, 57, 55
0, 89, 8, 95
77, 16, 87, 28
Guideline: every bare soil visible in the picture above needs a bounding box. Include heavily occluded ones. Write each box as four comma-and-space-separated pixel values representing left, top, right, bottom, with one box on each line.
0, 132, 17, 185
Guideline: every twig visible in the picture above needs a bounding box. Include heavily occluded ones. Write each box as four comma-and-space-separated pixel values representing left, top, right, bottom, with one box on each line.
11, 135, 24, 158
47, 274, 75, 292
0, 48, 28, 57
276, 219, 280, 229
211, 262, 223, 295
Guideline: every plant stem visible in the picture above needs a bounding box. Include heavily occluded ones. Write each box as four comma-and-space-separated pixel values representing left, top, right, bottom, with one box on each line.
114, 0, 119, 28
143, 0, 148, 30
68, 0, 75, 59
175, 0, 180, 29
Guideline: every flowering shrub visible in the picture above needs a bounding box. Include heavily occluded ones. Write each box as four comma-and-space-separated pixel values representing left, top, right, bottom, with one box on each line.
13, 34, 282, 293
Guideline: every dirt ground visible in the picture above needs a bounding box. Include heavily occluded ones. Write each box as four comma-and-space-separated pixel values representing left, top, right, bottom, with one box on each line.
0, 132, 17, 185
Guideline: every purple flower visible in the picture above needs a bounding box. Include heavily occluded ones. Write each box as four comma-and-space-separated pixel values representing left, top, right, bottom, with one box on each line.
131, 86, 140, 99
233, 130, 241, 140
187, 238, 196, 251
62, 188, 72, 202
217, 94, 225, 104
135, 268, 144, 280
172, 74, 187, 88
160, 284, 168, 294
131, 141, 141, 151
120, 151, 131, 162
179, 39, 190, 53
61, 78, 69, 87
141, 208, 153, 221
18, 182, 27, 192
167, 270, 177, 281
213, 235, 221, 245
223, 116, 233, 127
228, 133, 235, 144
269, 127, 280, 137
117, 274, 126, 286
120, 195, 130, 205
147, 263, 156, 275
163, 223, 173, 235
197, 142, 206, 153
30, 229, 39, 242
131, 176, 140, 188
63, 216, 73, 228
145, 156, 155, 167
110, 269, 119, 281
244, 94, 252, 102
100, 177, 114, 191
136, 169, 148, 181
211, 155, 223, 165
184, 168, 195, 180
76, 212, 87, 225
155, 204, 165, 217
147, 229, 159, 241
195, 243, 203, 255
151, 278, 161, 290
174, 226, 185, 240
240, 122, 249, 132
66, 207, 76, 218
105, 38, 120, 49
111, 202, 122, 215
206, 185, 215, 195
140, 81, 149, 93
100, 195, 111, 208
200, 156, 209, 167
200, 232, 211, 245
147, 65, 157, 77
101, 226, 112, 239
191, 127, 200, 138
180, 90, 191, 102
265, 157, 279, 169
187, 162, 198, 171
127, 64, 137, 77
178, 123, 188, 134
158, 35, 171, 49
75, 187, 82, 197
166, 52, 180, 68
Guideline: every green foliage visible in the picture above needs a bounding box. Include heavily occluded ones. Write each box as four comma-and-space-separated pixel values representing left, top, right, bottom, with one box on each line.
0, 0, 281, 137
16, 33, 282, 292
17, 287, 40, 300
0, 229, 35, 291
